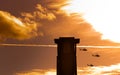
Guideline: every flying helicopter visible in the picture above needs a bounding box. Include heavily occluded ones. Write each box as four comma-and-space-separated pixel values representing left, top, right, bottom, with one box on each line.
87, 64, 94, 67
79, 48, 87, 51
92, 54, 100, 57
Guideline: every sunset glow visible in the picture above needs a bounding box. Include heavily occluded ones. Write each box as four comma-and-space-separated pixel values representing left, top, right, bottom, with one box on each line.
62, 0, 120, 43
45, 71, 56, 75
16, 63, 120, 75
13, 18, 25, 27
1, 0, 120, 75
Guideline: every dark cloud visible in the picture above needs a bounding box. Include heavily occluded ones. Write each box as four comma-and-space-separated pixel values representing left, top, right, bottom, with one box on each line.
0, 1, 61, 40
0, 0, 40, 16
21, 4, 56, 21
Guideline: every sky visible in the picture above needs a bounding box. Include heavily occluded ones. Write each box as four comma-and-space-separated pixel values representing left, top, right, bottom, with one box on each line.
0, 0, 120, 75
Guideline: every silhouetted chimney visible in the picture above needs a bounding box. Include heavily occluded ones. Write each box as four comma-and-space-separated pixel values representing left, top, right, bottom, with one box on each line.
55, 37, 80, 75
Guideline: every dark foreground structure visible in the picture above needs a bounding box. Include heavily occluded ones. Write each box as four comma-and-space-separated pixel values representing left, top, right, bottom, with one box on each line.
55, 37, 80, 75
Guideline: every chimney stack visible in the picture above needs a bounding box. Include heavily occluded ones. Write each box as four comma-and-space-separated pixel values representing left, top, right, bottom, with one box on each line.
55, 37, 80, 75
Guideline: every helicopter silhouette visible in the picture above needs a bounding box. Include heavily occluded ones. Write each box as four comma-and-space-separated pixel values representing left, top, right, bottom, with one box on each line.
92, 54, 100, 57
79, 48, 87, 51
87, 64, 94, 67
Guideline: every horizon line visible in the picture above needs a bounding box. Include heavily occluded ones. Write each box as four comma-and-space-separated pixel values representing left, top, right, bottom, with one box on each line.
0, 44, 120, 48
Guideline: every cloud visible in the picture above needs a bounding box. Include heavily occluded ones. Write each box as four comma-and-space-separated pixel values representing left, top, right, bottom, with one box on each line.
41, 13, 119, 46
1, 2, 65, 40
0, 2, 59, 40
32, 0, 120, 46
0, 0, 103, 41
78, 63, 120, 75
0, 0, 119, 44
15, 69, 56, 75
16, 63, 120, 75
0, 11, 37, 40
21, 4, 56, 21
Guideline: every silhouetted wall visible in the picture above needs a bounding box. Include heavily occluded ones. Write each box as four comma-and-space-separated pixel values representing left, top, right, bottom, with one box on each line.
55, 37, 79, 75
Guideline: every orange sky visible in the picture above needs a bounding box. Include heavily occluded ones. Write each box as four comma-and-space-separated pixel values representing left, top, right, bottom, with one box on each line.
0, 0, 120, 75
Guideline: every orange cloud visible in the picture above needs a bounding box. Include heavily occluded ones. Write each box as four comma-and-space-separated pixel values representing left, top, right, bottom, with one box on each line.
0, 3, 60, 40
0, 11, 37, 40
78, 63, 120, 75
16, 63, 120, 75
15, 69, 56, 75
21, 4, 56, 21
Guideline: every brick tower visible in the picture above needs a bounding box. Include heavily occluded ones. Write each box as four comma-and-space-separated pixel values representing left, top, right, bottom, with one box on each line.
55, 37, 80, 75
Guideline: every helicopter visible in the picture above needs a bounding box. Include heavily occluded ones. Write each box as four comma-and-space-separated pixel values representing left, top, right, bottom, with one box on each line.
87, 64, 94, 67
92, 54, 100, 57
79, 48, 87, 51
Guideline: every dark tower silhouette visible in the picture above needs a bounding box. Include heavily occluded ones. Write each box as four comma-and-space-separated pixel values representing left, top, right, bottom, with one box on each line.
55, 37, 80, 75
